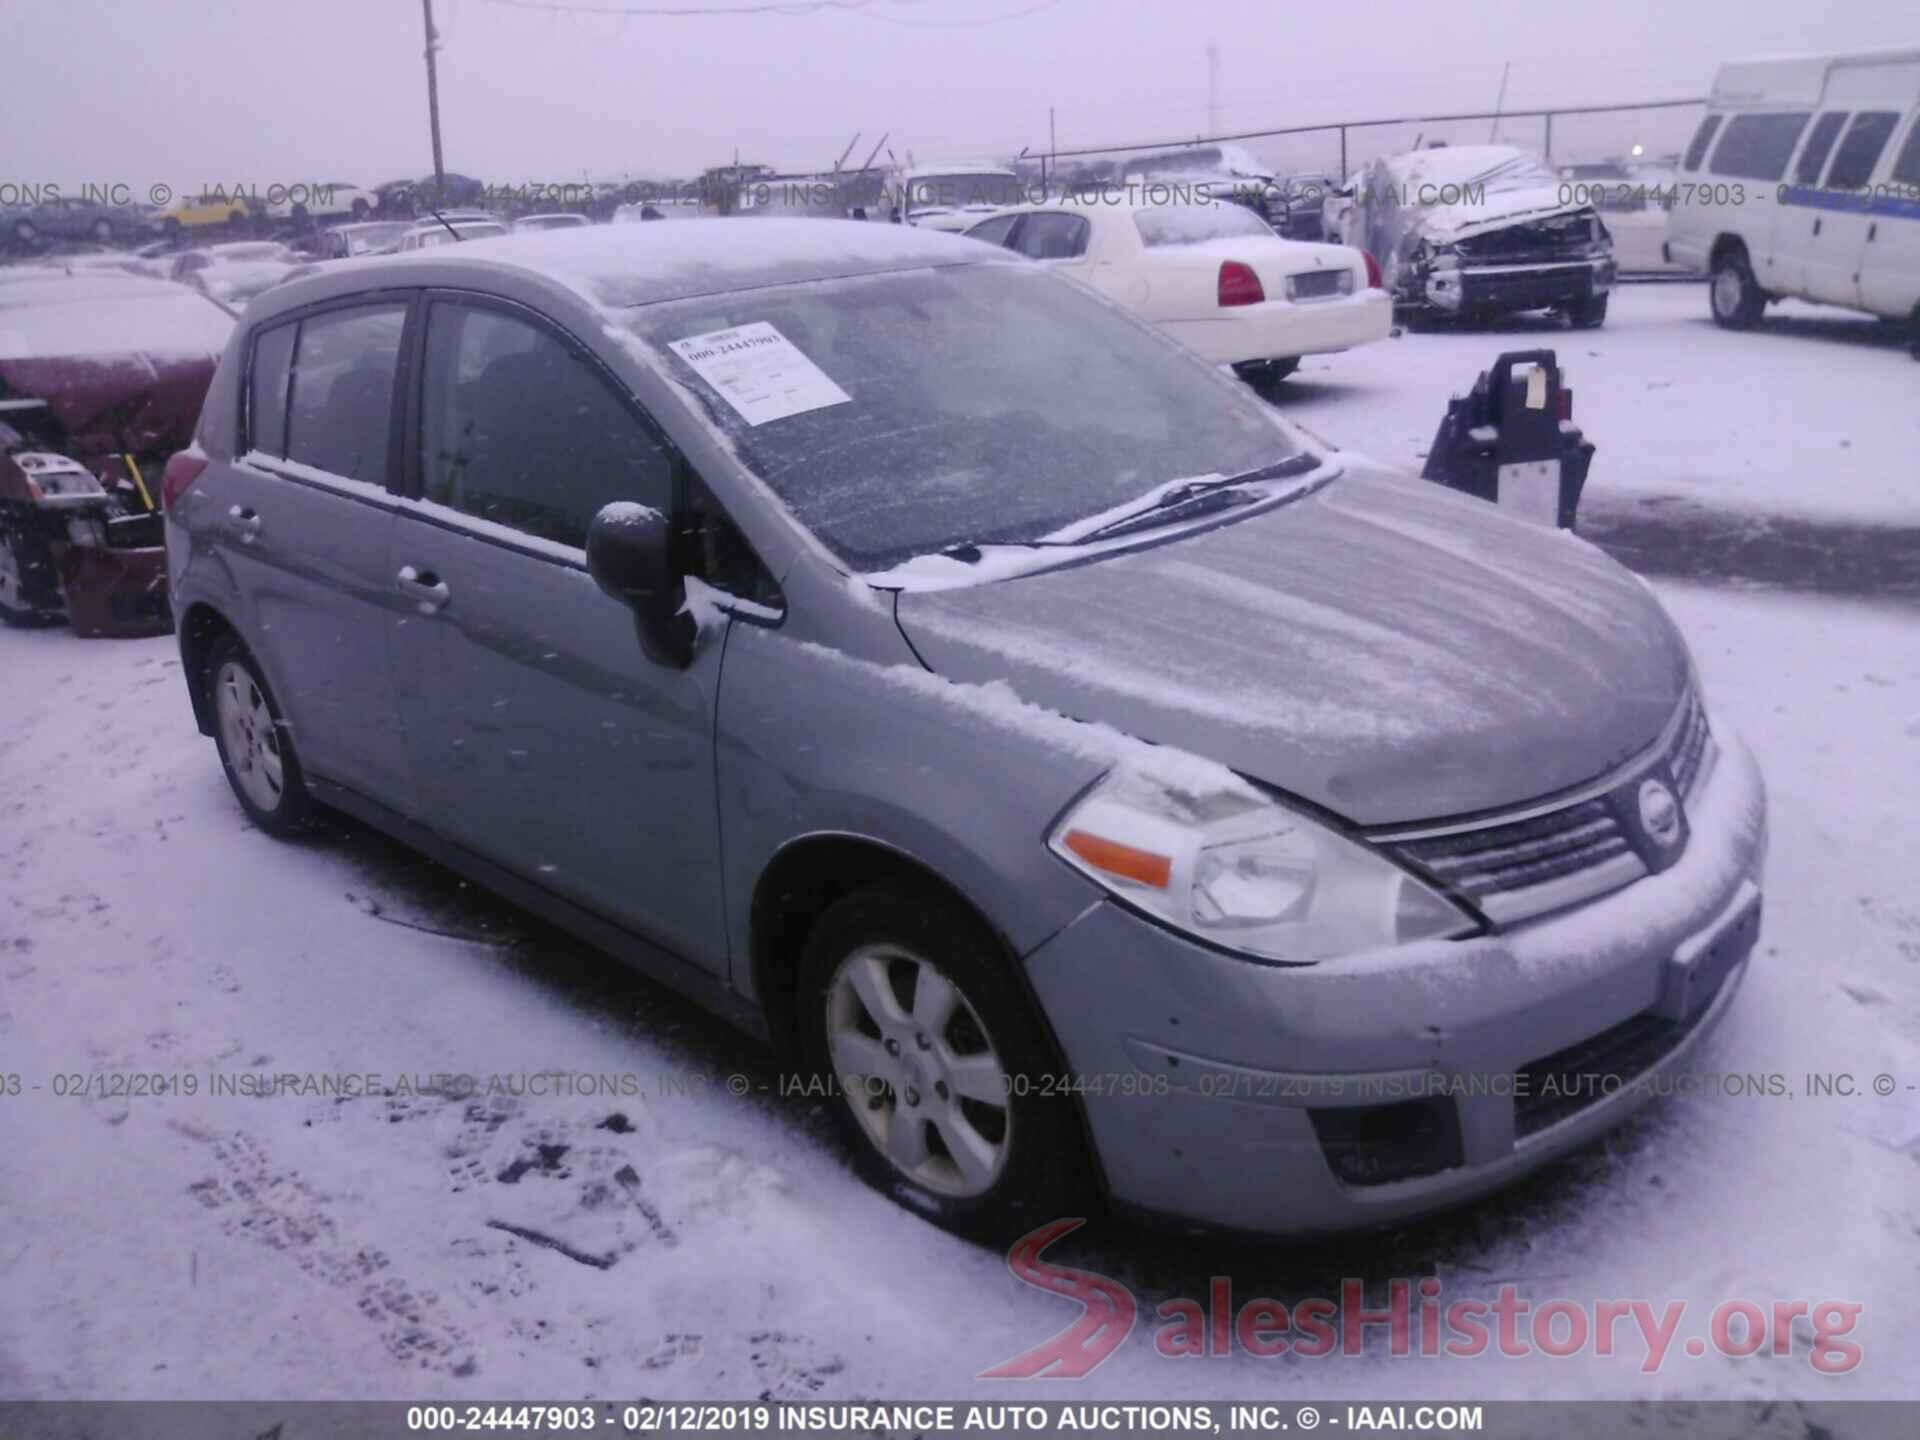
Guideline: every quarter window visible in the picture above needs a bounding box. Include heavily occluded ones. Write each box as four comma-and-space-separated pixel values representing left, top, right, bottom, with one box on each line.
1823, 110, 1900, 189
247, 322, 296, 456
963, 213, 1020, 248
284, 304, 406, 483
1793, 112, 1849, 186
1710, 112, 1811, 181
418, 301, 673, 549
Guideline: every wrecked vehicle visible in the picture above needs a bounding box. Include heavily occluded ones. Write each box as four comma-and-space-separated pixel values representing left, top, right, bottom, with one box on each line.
0, 271, 231, 633
1343, 144, 1616, 327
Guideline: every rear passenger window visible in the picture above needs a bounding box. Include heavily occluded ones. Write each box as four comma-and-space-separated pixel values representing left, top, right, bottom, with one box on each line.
1710, 112, 1811, 181
285, 304, 406, 483
1014, 213, 1091, 260
247, 322, 295, 456
1823, 110, 1900, 189
1682, 114, 1724, 172
419, 301, 674, 549
1793, 112, 1849, 186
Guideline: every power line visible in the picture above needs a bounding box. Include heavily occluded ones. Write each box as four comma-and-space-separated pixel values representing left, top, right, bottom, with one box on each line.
480, 0, 1058, 22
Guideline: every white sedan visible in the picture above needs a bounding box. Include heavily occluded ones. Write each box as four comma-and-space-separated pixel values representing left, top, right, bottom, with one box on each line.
964, 195, 1391, 391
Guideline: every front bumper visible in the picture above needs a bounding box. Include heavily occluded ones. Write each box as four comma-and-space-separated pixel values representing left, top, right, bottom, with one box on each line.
1423, 257, 1613, 315
1023, 724, 1767, 1235
1159, 288, 1392, 365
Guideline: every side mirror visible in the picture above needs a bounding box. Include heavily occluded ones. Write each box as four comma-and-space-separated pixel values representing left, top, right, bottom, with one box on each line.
586, 502, 694, 668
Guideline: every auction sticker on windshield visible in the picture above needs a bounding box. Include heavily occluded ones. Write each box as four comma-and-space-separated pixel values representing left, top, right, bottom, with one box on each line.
668, 321, 851, 426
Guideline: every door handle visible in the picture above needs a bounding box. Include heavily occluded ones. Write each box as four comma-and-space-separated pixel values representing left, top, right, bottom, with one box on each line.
396, 565, 451, 613
1812, 217, 1822, 236
227, 504, 261, 539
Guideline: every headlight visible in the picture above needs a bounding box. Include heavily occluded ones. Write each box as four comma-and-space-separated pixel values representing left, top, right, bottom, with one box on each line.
1048, 769, 1477, 963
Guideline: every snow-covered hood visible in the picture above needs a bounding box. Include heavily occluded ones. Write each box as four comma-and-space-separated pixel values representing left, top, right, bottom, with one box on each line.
1415, 184, 1588, 243
893, 467, 1689, 826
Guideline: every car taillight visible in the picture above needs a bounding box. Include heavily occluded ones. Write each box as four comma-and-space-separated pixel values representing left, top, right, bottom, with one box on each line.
1363, 250, 1383, 288
1217, 260, 1265, 307
1557, 387, 1574, 422
161, 450, 208, 511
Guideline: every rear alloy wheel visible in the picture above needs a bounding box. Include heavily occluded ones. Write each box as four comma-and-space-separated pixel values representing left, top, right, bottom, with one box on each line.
207, 636, 315, 836
1569, 293, 1609, 329
799, 884, 1084, 1240
1710, 247, 1765, 329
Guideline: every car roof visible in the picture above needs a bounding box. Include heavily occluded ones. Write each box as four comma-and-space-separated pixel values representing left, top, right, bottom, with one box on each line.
254, 217, 1019, 316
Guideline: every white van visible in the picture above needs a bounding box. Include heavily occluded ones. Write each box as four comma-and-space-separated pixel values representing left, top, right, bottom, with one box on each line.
1665, 48, 1920, 353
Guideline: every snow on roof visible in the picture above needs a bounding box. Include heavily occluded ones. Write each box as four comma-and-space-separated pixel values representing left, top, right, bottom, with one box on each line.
0, 281, 233, 360
287, 218, 1017, 312
903, 163, 1018, 179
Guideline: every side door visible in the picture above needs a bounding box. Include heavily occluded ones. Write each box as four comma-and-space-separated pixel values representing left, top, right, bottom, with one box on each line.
1859, 108, 1920, 320
386, 293, 732, 969
209, 298, 414, 809
1805, 109, 1904, 307
1774, 109, 1850, 295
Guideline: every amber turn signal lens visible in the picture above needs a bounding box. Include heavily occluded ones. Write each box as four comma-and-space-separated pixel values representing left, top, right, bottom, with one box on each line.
1062, 829, 1172, 889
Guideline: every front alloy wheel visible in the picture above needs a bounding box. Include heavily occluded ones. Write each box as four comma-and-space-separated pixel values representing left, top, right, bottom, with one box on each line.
825, 942, 1012, 1198
799, 883, 1085, 1239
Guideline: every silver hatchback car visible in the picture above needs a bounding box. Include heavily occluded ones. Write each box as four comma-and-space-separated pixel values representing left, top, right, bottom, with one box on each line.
162, 220, 1767, 1239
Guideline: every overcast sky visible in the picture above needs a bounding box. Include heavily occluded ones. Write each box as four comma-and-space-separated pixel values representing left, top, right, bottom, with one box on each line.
8, 0, 1917, 188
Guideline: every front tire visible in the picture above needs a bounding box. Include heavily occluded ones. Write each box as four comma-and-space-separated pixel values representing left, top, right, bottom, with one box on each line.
1710, 246, 1765, 329
798, 883, 1086, 1241
1569, 293, 1609, 329
206, 635, 315, 836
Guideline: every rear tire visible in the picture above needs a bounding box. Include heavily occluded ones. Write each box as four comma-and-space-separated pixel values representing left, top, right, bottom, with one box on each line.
1233, 357, 1300, 398
1710, 246, 1765, 329
1569, 293, 1609, 329
797, 883, 1087, 1242
1909, 305, 1920, 362
205, 634, 315, 836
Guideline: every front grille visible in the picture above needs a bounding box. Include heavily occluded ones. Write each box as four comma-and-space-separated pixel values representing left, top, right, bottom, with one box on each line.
1377, 690, 1711, 926
1670, 689, 1712, 798
1390, 798, 1633, 905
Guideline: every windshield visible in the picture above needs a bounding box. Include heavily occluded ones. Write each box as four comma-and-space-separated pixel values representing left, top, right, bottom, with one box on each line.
629, 262, 1303, 572
906, 173, 1027, 212
1134, 201, 1275, 247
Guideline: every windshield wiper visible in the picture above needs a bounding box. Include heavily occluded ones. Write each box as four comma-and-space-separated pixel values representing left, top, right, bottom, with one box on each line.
922, 454, 1322, 568
1063, 453, 1320, 544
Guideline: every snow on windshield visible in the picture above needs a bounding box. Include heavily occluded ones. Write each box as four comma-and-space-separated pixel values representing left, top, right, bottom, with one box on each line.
1134, 201, 1275, 248
626, 263, 1298, 571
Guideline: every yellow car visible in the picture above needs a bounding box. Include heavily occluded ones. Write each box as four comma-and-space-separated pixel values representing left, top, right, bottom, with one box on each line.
146, 191, 253, 233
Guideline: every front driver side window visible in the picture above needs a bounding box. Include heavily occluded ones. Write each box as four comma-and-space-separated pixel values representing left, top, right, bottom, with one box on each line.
419, 300, 674, 548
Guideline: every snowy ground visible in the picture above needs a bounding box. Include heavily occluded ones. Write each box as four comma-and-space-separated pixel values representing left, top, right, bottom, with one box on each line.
3, 283, 1918, 1409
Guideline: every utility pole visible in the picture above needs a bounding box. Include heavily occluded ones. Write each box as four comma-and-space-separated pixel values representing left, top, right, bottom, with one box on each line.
1489, 60, 1511, 143
1206, 42, 1220, 136
421, 0, 447, 198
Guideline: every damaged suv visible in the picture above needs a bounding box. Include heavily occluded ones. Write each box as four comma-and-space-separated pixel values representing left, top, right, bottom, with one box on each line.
1344, 144, 1616, 327
165, 221, 1762, 1240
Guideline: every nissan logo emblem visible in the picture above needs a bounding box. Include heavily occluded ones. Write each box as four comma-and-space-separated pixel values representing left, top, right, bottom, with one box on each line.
1637, 778, 1683, 850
